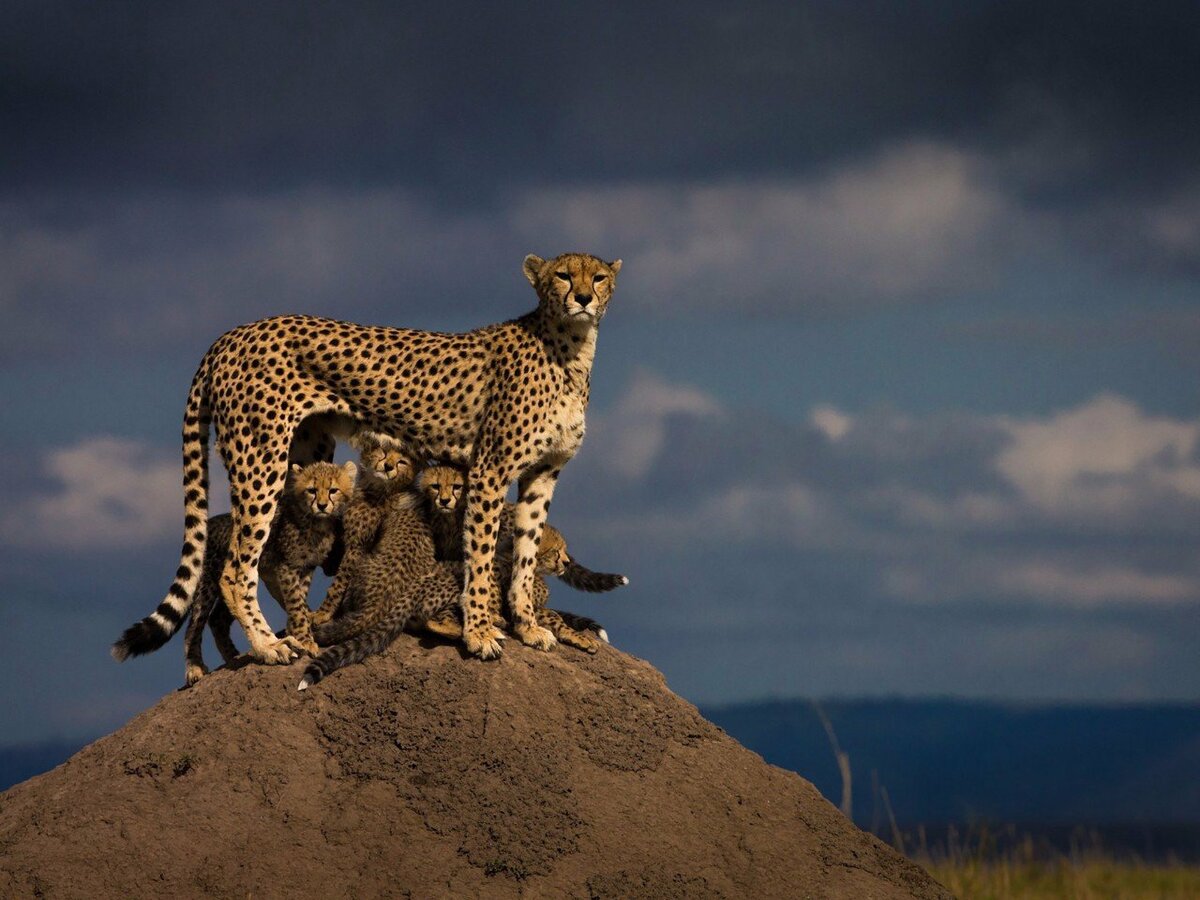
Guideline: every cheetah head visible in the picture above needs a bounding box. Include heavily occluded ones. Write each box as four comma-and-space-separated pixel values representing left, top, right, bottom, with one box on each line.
523, 252, 622, 324
536, 525, 571, 576
356, 432, 417, 485
289, 461, 357, 518
416, 465, 466, 514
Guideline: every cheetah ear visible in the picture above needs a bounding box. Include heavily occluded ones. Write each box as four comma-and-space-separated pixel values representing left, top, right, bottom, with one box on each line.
608, 258, 622, 276
523, 254, 545, 286
352, 430, 378, 452
291, 463, 303, 475
341, 460, 358, 480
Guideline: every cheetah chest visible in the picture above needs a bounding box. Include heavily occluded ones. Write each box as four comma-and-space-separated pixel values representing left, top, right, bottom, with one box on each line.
542, 391, 588, 458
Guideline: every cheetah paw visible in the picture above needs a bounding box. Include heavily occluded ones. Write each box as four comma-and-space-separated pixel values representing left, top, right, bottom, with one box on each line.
288, 636, 320, 657
464, 631, 504, 661
516, 624, 557, 652
184, 661, 209, 686
249, 635, 302, 665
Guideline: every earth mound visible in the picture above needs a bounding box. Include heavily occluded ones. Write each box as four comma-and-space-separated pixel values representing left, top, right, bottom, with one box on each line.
0, 638, 950, 898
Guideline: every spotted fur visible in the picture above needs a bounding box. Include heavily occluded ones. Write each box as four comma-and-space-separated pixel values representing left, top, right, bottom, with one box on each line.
158, 252, 620, 665
417, 463, 629, 596
309, 434, 419, 627
417, 487, 623, 653
112, 462, 356, 685
301, 489, 462, 687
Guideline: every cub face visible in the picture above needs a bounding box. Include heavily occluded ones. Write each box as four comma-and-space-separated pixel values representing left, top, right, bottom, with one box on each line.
535, 525, 570, 576
416, 465, 466, 514
290, 461, 357, 517
523, 252, 622, 324
359, 443, 417, 485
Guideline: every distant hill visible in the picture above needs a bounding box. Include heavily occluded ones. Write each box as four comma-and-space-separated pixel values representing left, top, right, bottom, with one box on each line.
0, 641, 946, 898
0, 741, 82, 794
702, 698, 1200, 828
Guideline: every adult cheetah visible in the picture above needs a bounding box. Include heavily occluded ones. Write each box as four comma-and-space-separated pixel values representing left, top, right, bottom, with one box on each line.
156, 252, 621, 664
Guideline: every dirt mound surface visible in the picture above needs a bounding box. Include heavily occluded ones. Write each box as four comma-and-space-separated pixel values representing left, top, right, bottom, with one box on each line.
0, 638, 949, 898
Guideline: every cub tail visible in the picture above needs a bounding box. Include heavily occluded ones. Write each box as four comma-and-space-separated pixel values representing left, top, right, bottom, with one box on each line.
555, 609, 610, 644
558, 556, 628, 594
300, 610, 407, 691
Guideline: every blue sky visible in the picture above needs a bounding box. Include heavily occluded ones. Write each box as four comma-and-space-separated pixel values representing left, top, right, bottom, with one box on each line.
2, 1, 1199, 745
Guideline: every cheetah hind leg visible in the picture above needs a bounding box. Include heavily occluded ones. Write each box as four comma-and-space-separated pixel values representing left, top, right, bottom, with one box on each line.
538, 607, 600, 655
218, 448, 308, 665
422, 612, 464, 640
423, 568, 506, 641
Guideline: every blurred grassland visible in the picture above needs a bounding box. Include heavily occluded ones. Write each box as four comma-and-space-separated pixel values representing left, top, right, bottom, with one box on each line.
906, 824, 1200, 899
920, 858, 1200, 899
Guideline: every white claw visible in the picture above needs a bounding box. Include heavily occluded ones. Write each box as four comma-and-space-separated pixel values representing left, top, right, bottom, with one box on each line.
598, 628, 610, 644
297, 677, 310, 692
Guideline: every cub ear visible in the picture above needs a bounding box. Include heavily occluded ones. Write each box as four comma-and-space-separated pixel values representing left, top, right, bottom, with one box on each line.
608, 258, 622, 276
352, 430, 379, 452
291, 463, 303, 475
523, 254, 545, 286
341, 460, 358, 480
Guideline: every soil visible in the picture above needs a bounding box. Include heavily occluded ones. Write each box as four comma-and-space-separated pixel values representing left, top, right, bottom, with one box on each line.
0, 636, 951, 898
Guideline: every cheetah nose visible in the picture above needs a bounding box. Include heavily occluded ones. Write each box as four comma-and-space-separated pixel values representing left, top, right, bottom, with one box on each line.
575, 293, 592, 307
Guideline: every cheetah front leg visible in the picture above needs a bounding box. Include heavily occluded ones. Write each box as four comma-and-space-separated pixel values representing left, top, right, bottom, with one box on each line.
312, 504, 384, 625
261, 564, 320, 657
459, 468, 509, 660
507, 463, 561, 651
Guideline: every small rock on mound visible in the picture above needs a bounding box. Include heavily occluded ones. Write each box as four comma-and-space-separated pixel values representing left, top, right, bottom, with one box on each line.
0, 637, 950, 899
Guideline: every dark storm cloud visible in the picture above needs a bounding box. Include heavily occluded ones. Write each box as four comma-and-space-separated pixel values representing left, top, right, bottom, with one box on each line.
5, 0, 1199, 205
4, 0, 1200, 366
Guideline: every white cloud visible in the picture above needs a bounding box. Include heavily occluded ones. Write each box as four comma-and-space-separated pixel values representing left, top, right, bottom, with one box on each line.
512, 141, 1025, 311
0, 436, 217, 551
995, 394, 1200, 516
883, 559, 1198, 609
810, 405, 852, 441
585, 368, 724, 480
572, 373, 1200, 611
1, 139, 1040, 359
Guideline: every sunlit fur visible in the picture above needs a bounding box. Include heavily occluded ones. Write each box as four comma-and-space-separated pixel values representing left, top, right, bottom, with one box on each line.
112, 462, 356, 685
154, 251, 620, 669
310, 437, 420, 627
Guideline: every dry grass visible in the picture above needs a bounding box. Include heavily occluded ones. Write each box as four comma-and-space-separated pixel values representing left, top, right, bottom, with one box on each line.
921, 857, 1200, 899
908, 824, 1200, 899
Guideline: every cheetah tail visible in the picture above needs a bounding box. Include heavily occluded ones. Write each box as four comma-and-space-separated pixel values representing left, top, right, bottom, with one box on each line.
557, 556, 629, 594
299, 605, 409, 690
553, 609, 610, 644
112, 362, 211, 662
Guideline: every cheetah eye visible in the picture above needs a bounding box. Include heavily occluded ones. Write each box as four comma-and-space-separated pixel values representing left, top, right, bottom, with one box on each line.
593, 274, 606, 283
555, 271, 570, 282
305, 488, 317, 495
329, 487, 340, 495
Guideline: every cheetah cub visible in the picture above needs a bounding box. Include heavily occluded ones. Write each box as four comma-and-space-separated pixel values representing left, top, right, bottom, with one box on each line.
303, 509, 611, 687
423, 507, 615, 654
309, 433, 420, 627
414, 464, 626, 651
112, 461, 356, 685
415, 464, 628, 593
300, 483, 464, 688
